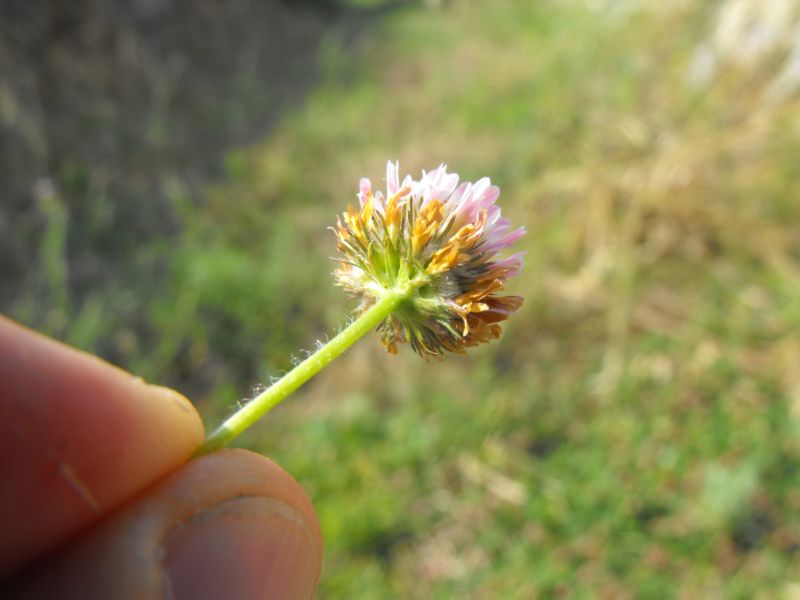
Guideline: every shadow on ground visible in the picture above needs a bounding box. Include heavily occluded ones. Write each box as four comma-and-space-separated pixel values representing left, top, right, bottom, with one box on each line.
0, 0, 387, 327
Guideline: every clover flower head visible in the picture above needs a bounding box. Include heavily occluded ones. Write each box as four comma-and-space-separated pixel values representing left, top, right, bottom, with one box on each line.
334, 161, 525, 357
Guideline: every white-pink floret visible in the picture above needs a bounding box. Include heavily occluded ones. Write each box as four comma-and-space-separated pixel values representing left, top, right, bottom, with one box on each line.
356, 160, 524, 259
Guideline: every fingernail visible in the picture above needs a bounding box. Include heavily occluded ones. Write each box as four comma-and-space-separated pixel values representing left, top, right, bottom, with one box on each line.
164, 497, 319, 600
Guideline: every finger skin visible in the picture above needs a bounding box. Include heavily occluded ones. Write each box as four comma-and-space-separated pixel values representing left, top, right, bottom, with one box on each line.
5, 449, 323, 600
0, 316, 204, 578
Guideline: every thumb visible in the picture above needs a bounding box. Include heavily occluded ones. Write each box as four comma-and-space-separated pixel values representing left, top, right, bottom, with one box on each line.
5, 449, 322, 600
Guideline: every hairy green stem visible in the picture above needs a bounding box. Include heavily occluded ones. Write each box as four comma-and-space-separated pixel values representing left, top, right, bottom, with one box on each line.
195, 289, 405, 456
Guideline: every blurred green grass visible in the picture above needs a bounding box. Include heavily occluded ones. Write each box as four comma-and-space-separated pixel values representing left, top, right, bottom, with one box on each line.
15, 0, 800, 596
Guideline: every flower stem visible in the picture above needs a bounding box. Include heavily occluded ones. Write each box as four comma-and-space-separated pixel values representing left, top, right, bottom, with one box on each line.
195, 289, 405, 456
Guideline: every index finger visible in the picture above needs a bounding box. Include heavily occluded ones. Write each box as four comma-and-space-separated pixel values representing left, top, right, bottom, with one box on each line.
0, 316, 204, 578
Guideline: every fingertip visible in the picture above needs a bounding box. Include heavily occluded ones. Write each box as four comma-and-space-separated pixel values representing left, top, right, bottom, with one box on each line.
164, 496, 318, 600
0, 317, 205, 576
5, 450, 322, 599
180, 448, 323, 564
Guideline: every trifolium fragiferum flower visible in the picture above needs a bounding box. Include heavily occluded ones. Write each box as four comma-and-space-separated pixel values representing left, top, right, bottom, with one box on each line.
334, 161, 525, 357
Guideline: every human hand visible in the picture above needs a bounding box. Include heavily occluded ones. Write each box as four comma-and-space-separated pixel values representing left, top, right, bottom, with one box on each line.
0, 316, 322, 599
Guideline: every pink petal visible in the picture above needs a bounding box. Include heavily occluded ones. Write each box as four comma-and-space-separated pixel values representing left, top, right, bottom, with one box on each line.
468, 185, 501, 222
485, 226, 527, 254
428, 165, 446, 190
446, 182, 471, 214
386, 161, 400, 197
492, 252, 526, 278
358, 178, 372, 207
440, 171, 460, 198
469, 178, 492, 205
484, 206, 504, 228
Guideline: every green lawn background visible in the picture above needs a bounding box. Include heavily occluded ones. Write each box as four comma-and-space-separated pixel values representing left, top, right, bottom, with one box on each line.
14, 1, 800, 597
